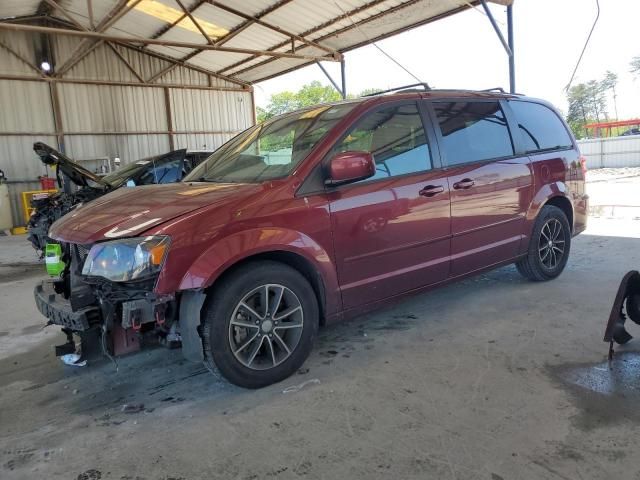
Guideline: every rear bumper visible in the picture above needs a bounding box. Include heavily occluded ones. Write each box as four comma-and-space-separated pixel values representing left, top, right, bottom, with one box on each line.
573, 193, 589, 236
34, 280, 98, 331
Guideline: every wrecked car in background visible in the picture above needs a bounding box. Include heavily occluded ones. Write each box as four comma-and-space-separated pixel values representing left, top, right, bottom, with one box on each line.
28, 143, 212, 255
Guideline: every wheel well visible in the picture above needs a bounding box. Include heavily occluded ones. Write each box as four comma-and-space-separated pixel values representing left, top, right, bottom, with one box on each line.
207, 251, 327, 324
545, 196, 574, 232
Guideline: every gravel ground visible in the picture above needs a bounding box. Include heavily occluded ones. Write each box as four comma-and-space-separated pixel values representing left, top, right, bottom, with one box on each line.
1, 170, 639, 480
1, 215, 640, 480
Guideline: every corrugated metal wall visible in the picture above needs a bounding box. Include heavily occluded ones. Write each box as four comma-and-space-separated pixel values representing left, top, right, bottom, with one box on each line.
578, 136, 640, 169
0, 31, 254, 227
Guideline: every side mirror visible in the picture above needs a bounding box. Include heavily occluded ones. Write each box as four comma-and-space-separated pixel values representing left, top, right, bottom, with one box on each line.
325, 151, 375, 186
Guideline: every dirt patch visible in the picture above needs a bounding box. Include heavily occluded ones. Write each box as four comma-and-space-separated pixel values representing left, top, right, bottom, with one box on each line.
548, 351, 640, 430
0, 264, 44, 284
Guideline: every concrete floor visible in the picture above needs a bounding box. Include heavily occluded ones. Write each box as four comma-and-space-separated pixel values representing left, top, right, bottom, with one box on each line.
2, 183, 640, 479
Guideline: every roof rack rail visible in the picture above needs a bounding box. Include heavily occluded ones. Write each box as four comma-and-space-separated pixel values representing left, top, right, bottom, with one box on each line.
362, 83, 431, 97
481, 87, 506, 93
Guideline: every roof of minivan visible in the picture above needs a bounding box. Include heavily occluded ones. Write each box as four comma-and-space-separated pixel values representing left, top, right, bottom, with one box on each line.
291, 88, 541, 113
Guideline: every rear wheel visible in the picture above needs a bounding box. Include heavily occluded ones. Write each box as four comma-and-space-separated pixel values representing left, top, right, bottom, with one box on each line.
202, 261, 319, 389
516, 205, 571, 281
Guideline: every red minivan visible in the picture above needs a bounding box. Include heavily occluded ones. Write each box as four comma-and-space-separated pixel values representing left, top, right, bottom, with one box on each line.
35, 87, 588, 388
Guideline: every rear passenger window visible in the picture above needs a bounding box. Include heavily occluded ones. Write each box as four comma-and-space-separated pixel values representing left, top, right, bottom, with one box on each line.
433, 101, 514, 165
509, 101, 573, 153
333, 103, 431, 180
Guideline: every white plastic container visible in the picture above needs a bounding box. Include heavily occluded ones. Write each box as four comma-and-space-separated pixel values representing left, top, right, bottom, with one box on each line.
0, 182, 12, 230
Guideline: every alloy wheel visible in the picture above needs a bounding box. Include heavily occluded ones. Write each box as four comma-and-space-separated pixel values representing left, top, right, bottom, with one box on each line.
228, 284, 304, 370
538, 218, 565, 269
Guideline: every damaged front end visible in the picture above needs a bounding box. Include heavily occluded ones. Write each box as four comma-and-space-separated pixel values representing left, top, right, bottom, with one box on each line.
604, 270, 640, 359
28, 188, 103, 254
34, 238, 180, 364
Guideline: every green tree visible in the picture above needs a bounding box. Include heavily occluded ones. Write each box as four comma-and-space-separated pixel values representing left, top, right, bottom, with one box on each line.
602, 70, 619, 120
357, 88, 384, 96
631, 55, 640, 79
256, 82, 387, 123
257, 81, 342, 122
566, 77, 609, 138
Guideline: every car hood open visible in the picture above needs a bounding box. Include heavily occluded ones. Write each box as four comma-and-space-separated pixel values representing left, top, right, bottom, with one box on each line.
49, 181, 259, 244
33, 142, 110, 189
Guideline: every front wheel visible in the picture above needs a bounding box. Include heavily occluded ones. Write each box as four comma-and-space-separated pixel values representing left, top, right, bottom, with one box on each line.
201, 261, 319, 389
516, 205, 571, 281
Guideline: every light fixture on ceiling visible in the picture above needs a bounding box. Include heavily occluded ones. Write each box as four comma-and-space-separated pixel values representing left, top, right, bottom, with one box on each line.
40, 61, 51, 72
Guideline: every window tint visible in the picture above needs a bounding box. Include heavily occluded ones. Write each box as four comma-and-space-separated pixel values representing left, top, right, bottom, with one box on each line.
333, 103, 431, 181
509, 101, 573, 153
433, 101, 514, 165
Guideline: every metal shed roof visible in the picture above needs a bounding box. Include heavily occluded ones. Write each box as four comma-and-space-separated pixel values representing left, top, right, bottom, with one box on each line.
0, 0, 511, 87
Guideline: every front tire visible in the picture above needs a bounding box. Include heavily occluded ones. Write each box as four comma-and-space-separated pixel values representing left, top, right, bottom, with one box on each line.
202, 261, 319, 389
516, 205, 571, 281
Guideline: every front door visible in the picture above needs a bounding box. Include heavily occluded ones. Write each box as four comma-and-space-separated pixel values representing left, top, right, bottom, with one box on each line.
327, 102, 451, 309
430, 100, 533, 276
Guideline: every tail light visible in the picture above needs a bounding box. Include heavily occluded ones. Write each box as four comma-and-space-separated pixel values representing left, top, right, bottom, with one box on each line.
579, 155, 587, 176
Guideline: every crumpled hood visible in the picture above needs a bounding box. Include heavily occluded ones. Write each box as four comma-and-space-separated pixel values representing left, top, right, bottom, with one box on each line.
33, 142, 109, 188
49, 182, 258, 244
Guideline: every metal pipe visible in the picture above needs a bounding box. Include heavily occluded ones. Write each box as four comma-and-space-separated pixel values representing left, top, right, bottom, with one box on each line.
0, 22, 341, 62
0, 74, 250, 92
480, 0, 512, 58
507, 3, 515, 93
340, 59, 346, 99
315, 62, 343, 97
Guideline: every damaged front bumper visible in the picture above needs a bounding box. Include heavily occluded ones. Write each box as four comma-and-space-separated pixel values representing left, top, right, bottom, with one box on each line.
34, 280, 98, 331
34, 276, 178, 359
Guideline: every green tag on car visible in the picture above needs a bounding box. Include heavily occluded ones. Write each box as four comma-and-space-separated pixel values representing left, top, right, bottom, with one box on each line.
45, 243, 65, 276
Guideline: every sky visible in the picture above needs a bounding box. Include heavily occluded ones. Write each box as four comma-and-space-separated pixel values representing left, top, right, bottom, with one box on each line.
254, 0, 640, 120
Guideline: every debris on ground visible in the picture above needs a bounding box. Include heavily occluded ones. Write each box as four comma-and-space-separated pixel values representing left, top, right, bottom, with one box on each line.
121, 403, 145, 414
60, 353, 87, 367
282, 378, 320, 394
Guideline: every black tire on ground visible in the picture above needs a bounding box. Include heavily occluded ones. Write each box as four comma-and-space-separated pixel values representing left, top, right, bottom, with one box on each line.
516, 205, 571, 282
201, 260, 319, 389
626, 292, 640, 326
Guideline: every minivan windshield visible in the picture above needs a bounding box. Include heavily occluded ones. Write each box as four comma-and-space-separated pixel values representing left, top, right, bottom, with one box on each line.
185, 103, 356, 183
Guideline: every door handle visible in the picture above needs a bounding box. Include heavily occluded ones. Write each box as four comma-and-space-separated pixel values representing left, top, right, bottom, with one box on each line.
419, 185, 445, 197
453, 178, 475, 189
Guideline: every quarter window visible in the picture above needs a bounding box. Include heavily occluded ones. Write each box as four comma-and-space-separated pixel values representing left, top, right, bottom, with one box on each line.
509, 101, 573, 153
433, 101, 514, 165
333, 103, 431, 180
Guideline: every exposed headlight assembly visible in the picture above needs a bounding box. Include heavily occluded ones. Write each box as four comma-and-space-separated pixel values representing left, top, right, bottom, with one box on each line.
82, 236, 170, 282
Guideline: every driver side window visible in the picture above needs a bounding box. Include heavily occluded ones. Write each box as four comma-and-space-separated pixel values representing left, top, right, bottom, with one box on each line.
333, 103, 432, 181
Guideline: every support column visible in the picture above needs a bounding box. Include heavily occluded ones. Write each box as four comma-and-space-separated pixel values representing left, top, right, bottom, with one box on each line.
163, 87, 175, 150
507, 4, 515, 93
340, 59, 346, 99
48, 80, 71, 193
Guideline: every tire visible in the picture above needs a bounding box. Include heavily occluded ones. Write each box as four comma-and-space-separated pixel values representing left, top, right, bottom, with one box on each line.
201, 261, 319, 389
626, 292, 640, 326
516, 205, 571, 281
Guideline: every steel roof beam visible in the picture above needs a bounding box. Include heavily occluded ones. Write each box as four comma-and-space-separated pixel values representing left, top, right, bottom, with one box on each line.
147, 0, 296, 84
217, 0, 390, 76
0, 22, 341, 62
55, 0, 142, 76
175, 0, 215, 45
206, 1, 339, 57
0, 38, 45, 76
